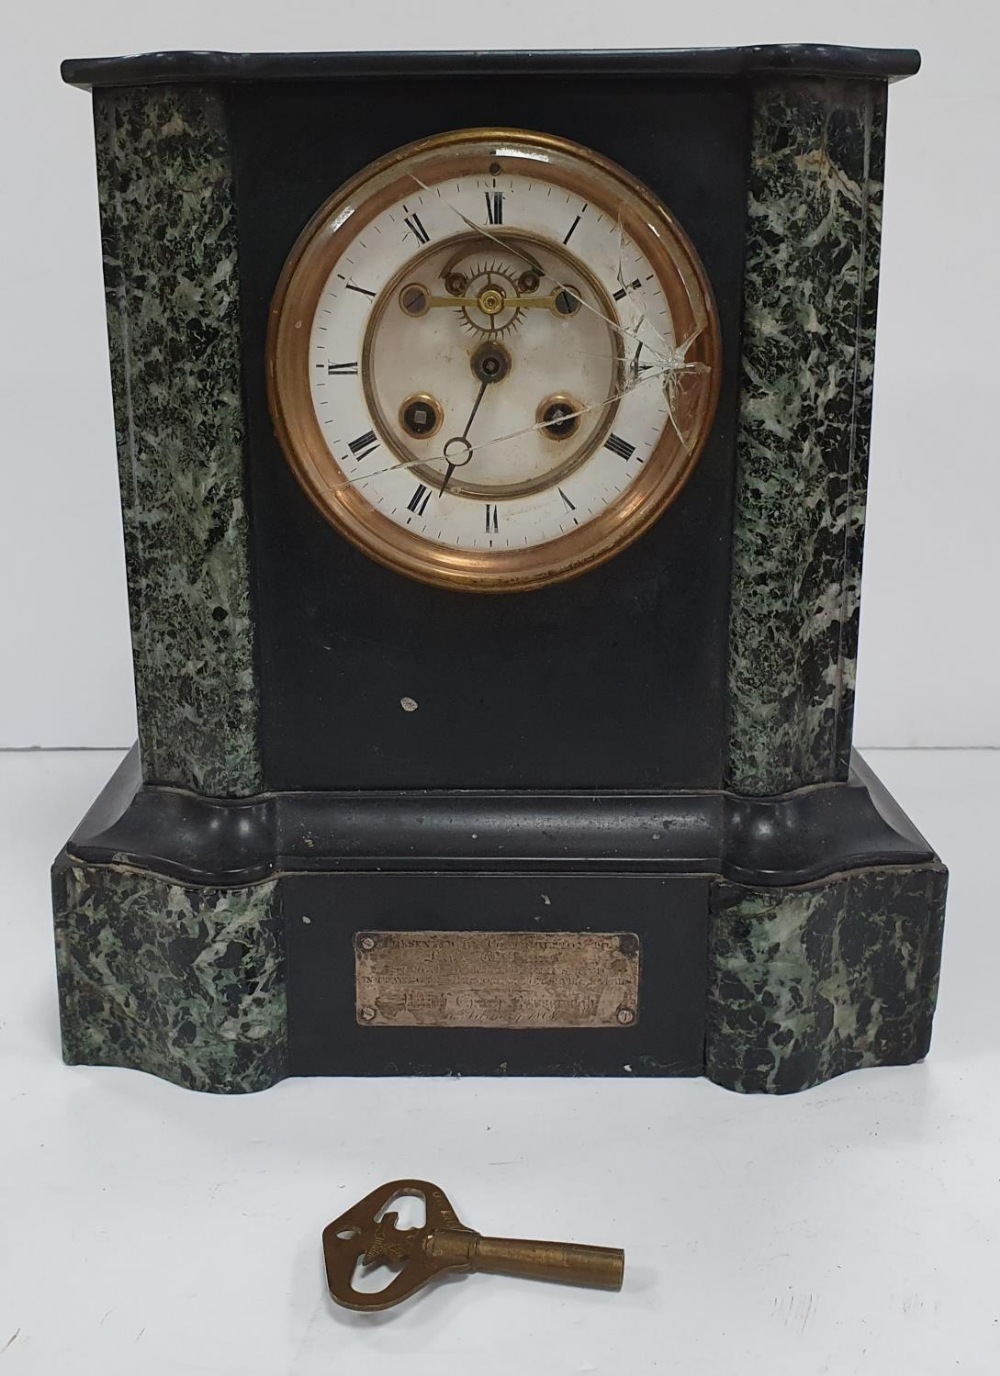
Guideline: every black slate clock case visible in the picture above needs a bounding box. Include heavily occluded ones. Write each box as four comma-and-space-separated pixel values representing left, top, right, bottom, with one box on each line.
235, 75, 747, 792
52, 48, 948, 1096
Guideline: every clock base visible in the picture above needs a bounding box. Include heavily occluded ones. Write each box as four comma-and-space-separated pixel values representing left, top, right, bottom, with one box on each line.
52, 749, 946, 1095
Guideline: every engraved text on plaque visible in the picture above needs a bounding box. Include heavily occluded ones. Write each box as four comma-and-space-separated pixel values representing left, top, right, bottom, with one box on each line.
354, 930, 640, 1029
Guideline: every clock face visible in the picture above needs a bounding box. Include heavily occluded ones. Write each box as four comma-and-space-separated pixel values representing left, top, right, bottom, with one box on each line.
268, 129, 720, 591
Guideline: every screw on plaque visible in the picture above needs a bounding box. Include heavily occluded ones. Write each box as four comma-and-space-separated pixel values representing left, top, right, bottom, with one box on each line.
323, 1179, 625, 1311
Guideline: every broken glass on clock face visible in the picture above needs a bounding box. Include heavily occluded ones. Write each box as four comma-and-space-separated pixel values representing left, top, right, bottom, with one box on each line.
267, 129, 721, 592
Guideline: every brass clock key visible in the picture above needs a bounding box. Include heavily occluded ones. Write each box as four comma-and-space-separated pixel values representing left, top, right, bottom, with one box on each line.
323, 1179, 625, 1311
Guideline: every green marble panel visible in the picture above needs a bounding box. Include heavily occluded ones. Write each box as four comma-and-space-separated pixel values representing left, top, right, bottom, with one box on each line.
706, 863, 947, 1094
95, 86, 261, 796
727, 80, 887, 794
53, 856, 285, 1093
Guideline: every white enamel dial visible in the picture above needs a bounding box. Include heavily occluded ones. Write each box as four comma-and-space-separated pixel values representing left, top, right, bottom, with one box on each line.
269, 130, 720, 591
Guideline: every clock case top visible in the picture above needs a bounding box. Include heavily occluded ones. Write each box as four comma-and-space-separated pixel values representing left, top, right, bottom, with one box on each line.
61, 46, 921, 87
66, 45, 911, 803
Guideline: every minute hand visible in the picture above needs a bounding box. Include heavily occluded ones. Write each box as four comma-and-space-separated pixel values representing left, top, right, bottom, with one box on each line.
441, 379, 488, 493
461, 380, 488, 440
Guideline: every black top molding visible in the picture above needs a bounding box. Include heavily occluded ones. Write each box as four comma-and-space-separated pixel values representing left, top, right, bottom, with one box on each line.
61, 45, 921, 91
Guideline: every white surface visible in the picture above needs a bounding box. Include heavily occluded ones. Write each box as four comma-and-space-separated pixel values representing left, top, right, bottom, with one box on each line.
1, 747, 998, 1374
2, 2, 1000, 749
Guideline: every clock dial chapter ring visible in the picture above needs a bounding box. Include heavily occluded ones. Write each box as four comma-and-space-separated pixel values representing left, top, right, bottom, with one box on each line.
266, 128, 722, 592
360, 229, 624, 502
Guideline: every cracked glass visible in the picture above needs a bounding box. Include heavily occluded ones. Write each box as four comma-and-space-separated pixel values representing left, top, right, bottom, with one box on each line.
268, 129, 721, 591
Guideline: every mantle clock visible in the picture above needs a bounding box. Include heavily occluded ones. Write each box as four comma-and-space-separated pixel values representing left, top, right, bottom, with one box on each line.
52, 45, 947, 1094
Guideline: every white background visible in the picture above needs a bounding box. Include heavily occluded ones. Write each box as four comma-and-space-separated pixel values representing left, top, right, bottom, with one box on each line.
2, 747, 998, 1375
1, 0, 998, 750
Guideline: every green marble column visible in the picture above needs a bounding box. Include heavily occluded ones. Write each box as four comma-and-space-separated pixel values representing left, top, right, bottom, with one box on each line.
96, 86, 261, 797
726, 79, 886, 795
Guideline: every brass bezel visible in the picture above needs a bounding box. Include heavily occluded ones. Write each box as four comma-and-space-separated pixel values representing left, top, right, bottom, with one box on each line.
537, 393, 584, 442
398, 282, 431, 317
266, 128, 722, 593
399, 392, 444, 441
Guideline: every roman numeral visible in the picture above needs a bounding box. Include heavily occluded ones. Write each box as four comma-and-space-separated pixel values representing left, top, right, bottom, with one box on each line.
485, 190, 504, 225
326, 361, 358, 375
407, 483, 431, 516
613, 278, 642, 301
348, 430, 379, 461
604, 433, 636, 462
345, 282, 376, 298
403, 209, 430, 244
485, 504, 499, 534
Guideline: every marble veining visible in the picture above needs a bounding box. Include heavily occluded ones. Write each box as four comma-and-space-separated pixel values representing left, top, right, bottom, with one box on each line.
705, 863, 947, 1094
53, 856, 285, 1093
727, 79, 887, 795
95, 86, 261, 796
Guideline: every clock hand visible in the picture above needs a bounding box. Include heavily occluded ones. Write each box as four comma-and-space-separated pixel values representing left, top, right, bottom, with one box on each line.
337, 311, 708, 499
463, 379, 489, 438
337, 354, 707, 493
441, 378, 489, 492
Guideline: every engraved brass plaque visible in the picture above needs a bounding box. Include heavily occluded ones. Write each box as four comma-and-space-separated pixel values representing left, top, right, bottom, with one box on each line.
354, 931, 640, 1029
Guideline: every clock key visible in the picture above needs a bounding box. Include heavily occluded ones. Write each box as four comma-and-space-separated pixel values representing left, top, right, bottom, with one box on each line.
323, 1178, 625, 1311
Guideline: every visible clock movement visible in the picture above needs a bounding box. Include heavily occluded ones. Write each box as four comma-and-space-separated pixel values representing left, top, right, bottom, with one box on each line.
52, 46, 947, 1096
268, 128, 720, 589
